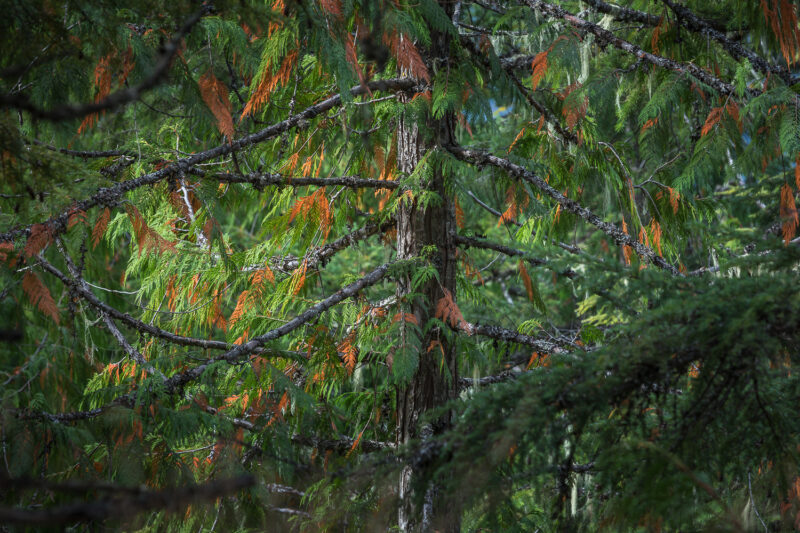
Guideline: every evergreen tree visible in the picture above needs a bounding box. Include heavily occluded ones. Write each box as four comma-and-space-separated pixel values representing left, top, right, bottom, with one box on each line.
1, 0, 800, 531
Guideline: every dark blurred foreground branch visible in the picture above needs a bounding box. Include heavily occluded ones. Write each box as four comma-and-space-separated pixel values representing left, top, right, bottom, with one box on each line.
0, 7, 211, 121
0, 475, 254, 526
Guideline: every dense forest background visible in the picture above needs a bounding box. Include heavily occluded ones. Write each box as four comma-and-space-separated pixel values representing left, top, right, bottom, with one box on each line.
2, 0, 800, 531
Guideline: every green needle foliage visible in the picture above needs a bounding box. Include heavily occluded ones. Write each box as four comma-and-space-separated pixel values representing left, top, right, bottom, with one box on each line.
1, 0, 800, 531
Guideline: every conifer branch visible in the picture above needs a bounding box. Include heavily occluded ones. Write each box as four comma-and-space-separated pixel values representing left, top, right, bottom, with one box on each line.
447, 145, 682, 275
465, 322, 573, 353
521, 0, 741, 97
0, 6, 213, 122
163, 261, 397, 393
459, 369, 522, 389
583, 0, 793, 84
0, 78, 418, 244
36, 257, 231, 350
291, 434, 395, 453
581, 0, 662, 26
454, 235, 547, 266
28, 139, 131, 158
459, 35, 578, 145
215, 172, 400, 190
464, 191, 581, 254
659, 0, 793, 84
273, 220, 393, 273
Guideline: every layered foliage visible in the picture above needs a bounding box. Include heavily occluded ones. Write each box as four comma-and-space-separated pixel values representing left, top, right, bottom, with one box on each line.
1, 0, 800, 531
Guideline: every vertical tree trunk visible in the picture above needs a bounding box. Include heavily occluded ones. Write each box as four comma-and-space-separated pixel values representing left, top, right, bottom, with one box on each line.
395, 4, 459, 530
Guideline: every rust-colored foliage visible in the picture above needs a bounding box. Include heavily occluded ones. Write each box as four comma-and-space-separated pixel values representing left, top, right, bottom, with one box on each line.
319, 0, 342, 18
338, 333, 358, 375
199, 70, 235, 140
454, 197, 465, 229
79, 53, 114, 133
242, 49, 298, 118
92, 207, 111, 248
701, 107, 723, 136
289, 188, 332, 239
518, 260, 534, 302
498, 185, 529, 226
23, 271, 59, 324
762, 0, 800, 66
780, 183, 798, 244
24, 223, 52, 258
621, 220, 633, 265
383, 29, 430, 83
650, 17, 669, 54
435, 288, 467, 330
126, 204, 176, 256
530, 35, 566, 90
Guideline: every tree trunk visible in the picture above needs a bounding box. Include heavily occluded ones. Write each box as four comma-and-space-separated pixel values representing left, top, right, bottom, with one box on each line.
395, 4, 459, 530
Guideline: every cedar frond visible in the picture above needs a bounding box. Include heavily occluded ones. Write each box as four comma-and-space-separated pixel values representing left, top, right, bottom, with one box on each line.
435, 288, 467, 330
621, 220, 632, 265
518, 260, 534, 302
780, 183, 798, 244
229, 290, 250, 327
92, 207, 111, 248
701, 107, 724, 136
454, 197, 465, 229
23, 271, 59, 324
762, 0, 800, 66
531, 52, 548, 90
24, 223, 52, 257
242, 49, 298, 118
338, 333, 358, 375
392, 312, 419, 325
199, 70, 235, 140
383, 30, 430, 83
319, 0, 342, 18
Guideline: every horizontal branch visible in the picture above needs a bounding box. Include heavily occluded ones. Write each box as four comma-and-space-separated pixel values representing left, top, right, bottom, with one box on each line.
0, 475, 254, 526
448, 145, 681, 275
581, 0, 660, 26
659, 0, 792, 84
273, 219, 393, 273
38, 257, 230, 350
460, 35, 578, 145
215, 172, 400, 190
29, 139, 130, 158
163, 260, 396, 393
291, 434, 395, 453
466, 322, 571, 353
455, 234, 547, 266
0, 77, 418, 244
522, 0, 739, 96
459, 369, 522, 389
0, 7, 211, 122
583, 0, 792, 84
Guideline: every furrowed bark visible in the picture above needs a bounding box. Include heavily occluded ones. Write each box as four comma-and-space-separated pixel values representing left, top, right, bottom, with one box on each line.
395, 4, 460, 530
